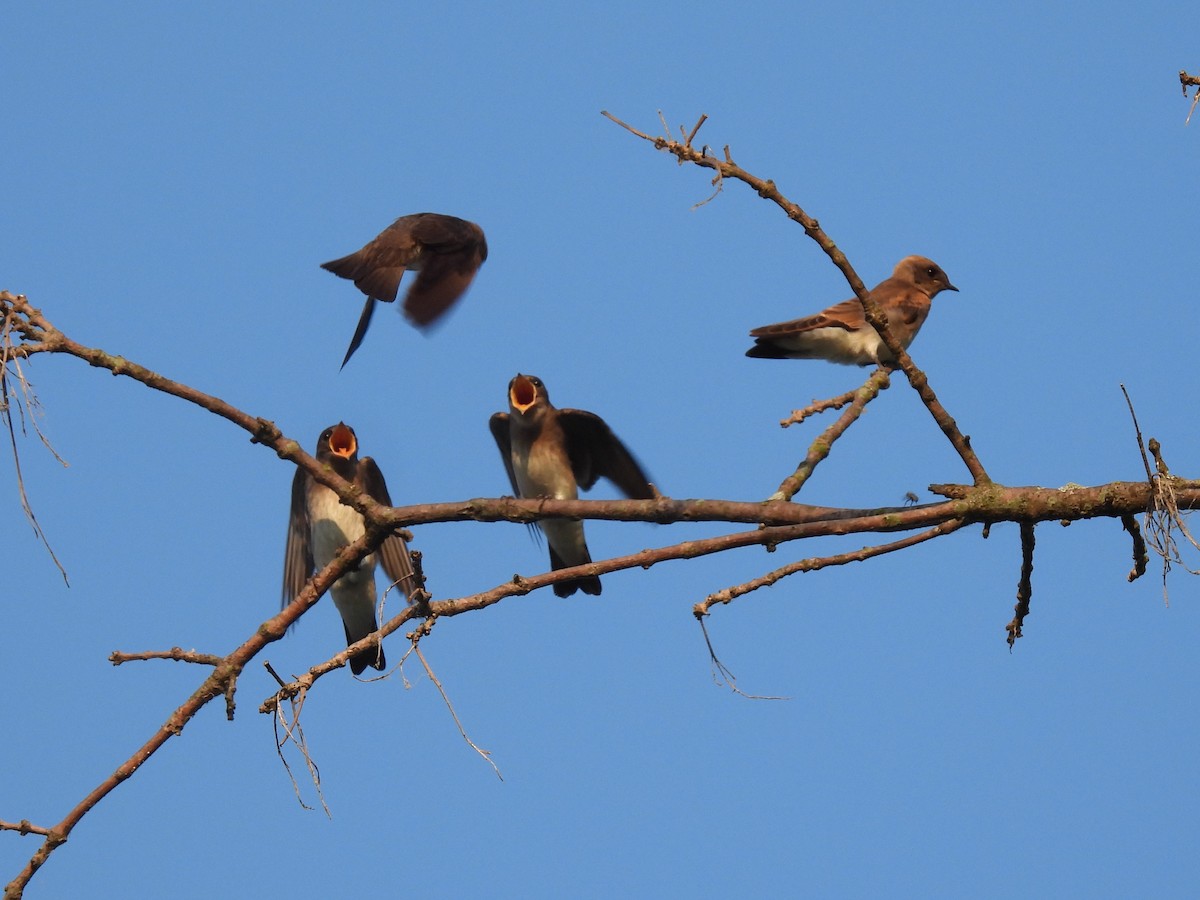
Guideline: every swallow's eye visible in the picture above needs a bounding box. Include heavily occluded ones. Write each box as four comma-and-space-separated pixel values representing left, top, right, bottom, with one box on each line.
926, 267, 938, 278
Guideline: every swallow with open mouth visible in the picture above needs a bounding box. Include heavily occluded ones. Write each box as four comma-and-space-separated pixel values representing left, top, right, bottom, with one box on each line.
282, 422, 419, 674
489, 373, 655, 597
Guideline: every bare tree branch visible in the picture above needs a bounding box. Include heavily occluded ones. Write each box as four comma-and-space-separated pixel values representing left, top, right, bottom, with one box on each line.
600, 111, 990, 486
5, 105, 1200, 893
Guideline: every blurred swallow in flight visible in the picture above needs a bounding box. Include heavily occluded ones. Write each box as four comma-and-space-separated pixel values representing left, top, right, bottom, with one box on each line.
489, 374, 655, 597
282, 422, 418, 674
746, 255, 958, 366
322, 212, 488, 368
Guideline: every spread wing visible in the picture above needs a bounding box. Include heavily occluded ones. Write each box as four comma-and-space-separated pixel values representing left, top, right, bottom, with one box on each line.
558, 410, 655, 499
320, 215, 422, 302
358, 457, 420, 603
320, 249, 411, 304
749, 296, 866, 338
281, 467, 314, 610
405, 259, 482, 328
403, 215, 488, 327
488, 413, 520, 495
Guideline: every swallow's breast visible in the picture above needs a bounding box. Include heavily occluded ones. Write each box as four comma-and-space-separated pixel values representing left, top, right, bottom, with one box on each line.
307, 487, 373, 574
514, 437, 578, 501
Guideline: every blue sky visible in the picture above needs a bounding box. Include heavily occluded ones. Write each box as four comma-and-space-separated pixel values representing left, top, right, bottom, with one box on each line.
4, 3, 1199, 897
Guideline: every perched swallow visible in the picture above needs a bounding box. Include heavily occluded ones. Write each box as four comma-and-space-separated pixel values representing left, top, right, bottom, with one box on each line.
282, 422, 418, 674
489, 374, 655, 597
322, 213, 488, 368
746, 256, 958, 366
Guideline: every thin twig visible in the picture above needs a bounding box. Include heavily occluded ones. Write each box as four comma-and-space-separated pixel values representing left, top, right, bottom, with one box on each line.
0, 822, 52, 838
696, 519, 969, 615
772, 368, 891, 500
109, 648, 224, 666
1120, 384, 1153, 481
412, 644, 503, 781
1, 307, 69, 583
697, 617, 789, 700
264, 661, 331, 816
781, 387, 860, 427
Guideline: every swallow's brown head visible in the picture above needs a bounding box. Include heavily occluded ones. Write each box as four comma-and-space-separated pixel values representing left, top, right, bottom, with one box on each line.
327, 422, 358, 459
898, 255, 958, 297
509, 373, 545, 414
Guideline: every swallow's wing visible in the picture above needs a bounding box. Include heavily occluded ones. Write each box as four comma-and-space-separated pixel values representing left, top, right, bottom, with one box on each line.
558, 410, 655, 499
320, 216, 421, 302
403, 216, 488, 328
281, 467, 314, 610
358, 457, 419, 603
488, 413, 521, 496
749, 296, 867, 338
886, 287, 932, 330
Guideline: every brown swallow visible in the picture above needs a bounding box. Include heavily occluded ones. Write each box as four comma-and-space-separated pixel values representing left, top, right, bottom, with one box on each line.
489, 374, 655, 597
282, 422, 419, 674
746, 256, 958, 366
322, 213, 488, 368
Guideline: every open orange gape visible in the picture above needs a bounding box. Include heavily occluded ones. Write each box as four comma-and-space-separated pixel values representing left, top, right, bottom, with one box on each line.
328, 422, 357, 458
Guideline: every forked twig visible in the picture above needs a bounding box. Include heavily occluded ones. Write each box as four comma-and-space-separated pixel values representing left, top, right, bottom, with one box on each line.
1, 307, 69, 584
772, 368, 891, 500
265, 661, 331, 817
697, 617, 789, 700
